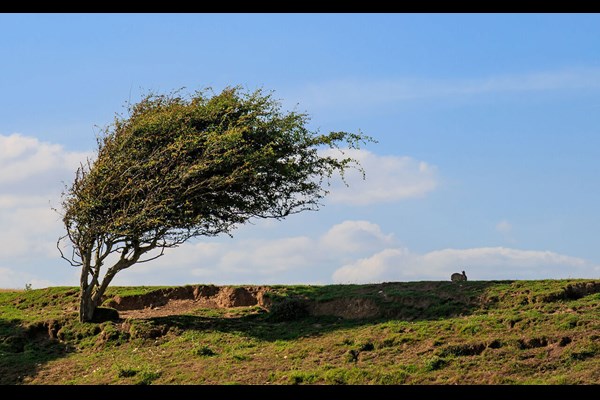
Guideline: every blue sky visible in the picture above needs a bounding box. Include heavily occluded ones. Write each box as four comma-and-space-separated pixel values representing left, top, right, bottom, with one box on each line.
1, 13, 600, 288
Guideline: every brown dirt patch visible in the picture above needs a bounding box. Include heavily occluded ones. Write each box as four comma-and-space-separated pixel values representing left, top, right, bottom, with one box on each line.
105, 285, 384, 320
118, 300, 208, 319
309, 297, 380, 319
106, 285, 272, 319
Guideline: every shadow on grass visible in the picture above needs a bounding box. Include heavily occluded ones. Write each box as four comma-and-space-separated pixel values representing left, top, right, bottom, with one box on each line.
147, 280, 515, 342
151, 312, 361, 342
0, 319, 70, 384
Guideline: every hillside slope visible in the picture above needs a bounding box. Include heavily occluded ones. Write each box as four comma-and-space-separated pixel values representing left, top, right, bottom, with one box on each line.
1, 279, 599, 384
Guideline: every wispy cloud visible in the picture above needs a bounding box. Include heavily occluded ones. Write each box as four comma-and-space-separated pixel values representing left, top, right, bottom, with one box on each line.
496, 220, 512, 234
333, 246, 597, 284
292, 67, 600, 112
321, 149, 438, 205
495, 219, 516, 244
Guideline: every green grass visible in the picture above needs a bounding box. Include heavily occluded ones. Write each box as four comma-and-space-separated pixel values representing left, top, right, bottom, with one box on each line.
104, 286, 174, 298
0, 279, 599, 384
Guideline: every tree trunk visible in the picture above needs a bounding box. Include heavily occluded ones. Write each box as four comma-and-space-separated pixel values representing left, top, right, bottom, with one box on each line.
79, 264, 122, 322
79, 252, 98, 322
77, 246, 143, 322
79, 289, 97, 322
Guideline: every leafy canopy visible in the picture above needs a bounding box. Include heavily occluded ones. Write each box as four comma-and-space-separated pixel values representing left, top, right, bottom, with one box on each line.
60, 86, 374, 268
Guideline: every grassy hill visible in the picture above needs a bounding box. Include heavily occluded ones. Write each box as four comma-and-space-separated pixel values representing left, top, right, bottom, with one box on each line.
0, 279, 599, 385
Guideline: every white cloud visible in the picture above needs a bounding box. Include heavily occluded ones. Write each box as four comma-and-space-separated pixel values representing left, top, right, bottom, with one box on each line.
496, 220, 512, 234
3, 132, 597, 289
114, 219, 599, 287
0, 267, 55, 290
333, 246, 597, 284
0, 207, 62, 258
0, 133, 90, 191
0, 194, 55, 209
0, 133, 91, 270
321, 148, 438, 205
0, 132, 436, 287
0, 133, 93, 288
293, 67, 600, 111
113, 235, 320, 286
332, 248, 412, 284
113, 219, 401, 286
320, 220, 394, 254
221, 236, 315, 274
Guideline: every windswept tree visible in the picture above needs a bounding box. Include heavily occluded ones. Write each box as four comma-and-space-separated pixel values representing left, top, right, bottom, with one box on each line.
58, 86, 374, 322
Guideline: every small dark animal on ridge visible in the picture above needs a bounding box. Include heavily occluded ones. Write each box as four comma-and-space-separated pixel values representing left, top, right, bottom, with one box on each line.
451, 271, 467, 282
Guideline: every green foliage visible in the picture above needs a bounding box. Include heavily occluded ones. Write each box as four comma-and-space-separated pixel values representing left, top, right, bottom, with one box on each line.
58, 86, 374, 322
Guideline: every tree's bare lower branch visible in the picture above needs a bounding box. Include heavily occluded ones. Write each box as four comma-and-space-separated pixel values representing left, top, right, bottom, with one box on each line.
56, 235, 82, 267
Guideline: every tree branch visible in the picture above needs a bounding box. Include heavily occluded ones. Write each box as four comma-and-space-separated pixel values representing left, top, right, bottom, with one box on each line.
56, 235, 82, 267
